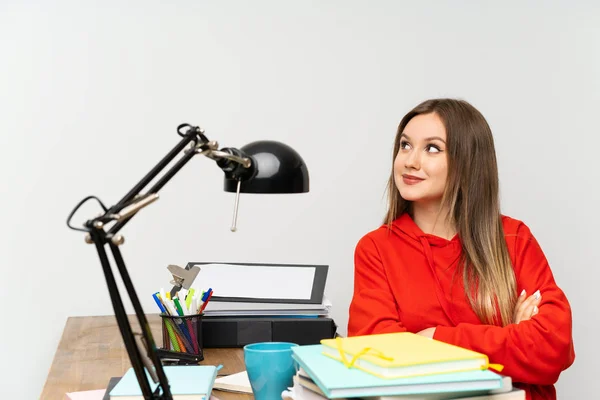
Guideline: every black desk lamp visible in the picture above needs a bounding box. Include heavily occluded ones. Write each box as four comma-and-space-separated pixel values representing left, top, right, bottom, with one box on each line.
66, 124, 309, 399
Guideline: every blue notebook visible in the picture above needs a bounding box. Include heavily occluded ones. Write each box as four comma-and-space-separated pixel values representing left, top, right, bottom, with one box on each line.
109, 365, 218, 399
292, 345, 505, 399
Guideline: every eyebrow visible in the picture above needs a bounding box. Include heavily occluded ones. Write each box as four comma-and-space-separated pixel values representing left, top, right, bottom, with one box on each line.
400, 133, 446, 144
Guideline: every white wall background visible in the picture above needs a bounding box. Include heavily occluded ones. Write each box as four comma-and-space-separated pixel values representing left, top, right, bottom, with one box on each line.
1, 1, 597, 398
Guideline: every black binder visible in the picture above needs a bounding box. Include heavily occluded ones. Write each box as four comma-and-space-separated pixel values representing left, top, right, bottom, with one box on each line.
202, 316, 337, 347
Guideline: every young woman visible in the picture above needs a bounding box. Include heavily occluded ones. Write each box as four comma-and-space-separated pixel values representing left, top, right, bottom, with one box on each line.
348, 99, 574, 400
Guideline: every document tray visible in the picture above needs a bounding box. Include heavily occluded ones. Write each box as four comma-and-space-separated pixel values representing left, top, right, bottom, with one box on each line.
202, 317, 337, 347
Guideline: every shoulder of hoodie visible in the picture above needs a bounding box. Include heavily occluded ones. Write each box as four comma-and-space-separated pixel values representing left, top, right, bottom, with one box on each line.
354, 224, 395, 253
501, 214, 538, 244
354, 216, 416, 254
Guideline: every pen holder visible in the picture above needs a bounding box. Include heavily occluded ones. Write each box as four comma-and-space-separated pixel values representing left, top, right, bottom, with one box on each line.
160, 313, 204, 361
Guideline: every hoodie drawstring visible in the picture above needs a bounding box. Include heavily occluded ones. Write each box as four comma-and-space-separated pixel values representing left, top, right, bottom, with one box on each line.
419, 236, 459, 326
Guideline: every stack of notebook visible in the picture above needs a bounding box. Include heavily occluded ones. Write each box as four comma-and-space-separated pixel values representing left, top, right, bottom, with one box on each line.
289, 332, 525, 400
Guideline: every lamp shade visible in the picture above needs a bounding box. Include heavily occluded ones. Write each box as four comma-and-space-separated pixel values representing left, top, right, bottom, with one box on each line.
223, 140, 309, 194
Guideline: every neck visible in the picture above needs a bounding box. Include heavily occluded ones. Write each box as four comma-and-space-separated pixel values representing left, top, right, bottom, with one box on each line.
411, 201, 456, 240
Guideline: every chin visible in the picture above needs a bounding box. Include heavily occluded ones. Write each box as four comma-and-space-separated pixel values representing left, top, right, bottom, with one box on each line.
398, 186, 444, 204
398, 189, 423, 202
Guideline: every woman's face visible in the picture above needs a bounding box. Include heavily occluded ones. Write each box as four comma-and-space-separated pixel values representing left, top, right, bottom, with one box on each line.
394, 112, 449, 206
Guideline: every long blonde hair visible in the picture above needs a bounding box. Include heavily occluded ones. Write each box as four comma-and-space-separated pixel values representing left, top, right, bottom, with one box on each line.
384, 99, 516, 326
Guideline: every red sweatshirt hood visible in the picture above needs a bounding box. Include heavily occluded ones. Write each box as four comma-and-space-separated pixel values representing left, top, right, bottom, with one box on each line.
391, 213, 460, 244
390, 213, 462, 260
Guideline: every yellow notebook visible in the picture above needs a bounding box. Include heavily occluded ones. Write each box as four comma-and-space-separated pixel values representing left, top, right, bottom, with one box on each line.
320, 332, 501, 379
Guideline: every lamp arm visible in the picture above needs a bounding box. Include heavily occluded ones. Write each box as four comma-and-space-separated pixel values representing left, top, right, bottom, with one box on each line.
66, 124, 252, 400
111, 124, 208, 212
89, 229, 167, 399
107, 147, 198, 236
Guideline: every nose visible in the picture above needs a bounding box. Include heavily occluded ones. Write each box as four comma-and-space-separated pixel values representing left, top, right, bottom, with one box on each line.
404, 148, 421, 170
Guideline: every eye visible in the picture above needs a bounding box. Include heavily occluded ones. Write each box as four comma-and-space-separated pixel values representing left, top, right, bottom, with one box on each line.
400, 140, 411, 150
425, 144, 442, 153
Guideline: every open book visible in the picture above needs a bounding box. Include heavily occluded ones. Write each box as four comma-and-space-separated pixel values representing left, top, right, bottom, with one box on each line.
213, 371, 252, 394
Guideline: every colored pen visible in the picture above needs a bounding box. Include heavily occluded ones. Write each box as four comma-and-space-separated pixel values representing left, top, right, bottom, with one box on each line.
158, 296, 170, 316
177, 294, 198, 353
199, 288, 212, 311
156, 293, 182, 351
201, 289, 210, 302
172, 297, 195, 348
152, 293, 167, 314
173, 297, 185, 316
197, 295, 205, 313
162, 296, 177, 316
186, 288, 195, 309
200, 290, 213, 313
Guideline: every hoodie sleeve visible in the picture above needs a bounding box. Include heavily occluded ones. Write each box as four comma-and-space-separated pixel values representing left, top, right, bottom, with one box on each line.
433, 222, 575, 385
348, 235, 407, 336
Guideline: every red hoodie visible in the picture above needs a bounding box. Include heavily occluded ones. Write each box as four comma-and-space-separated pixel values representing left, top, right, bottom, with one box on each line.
348, 214, 574, 400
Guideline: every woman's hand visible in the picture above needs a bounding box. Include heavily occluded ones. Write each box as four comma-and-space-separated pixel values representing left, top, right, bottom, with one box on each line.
416, 327, 436, 338
513, 289, 542, 324
416, 290, 540, 337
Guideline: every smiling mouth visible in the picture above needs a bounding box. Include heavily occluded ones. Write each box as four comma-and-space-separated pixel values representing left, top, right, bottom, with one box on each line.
402, 175, 425, 185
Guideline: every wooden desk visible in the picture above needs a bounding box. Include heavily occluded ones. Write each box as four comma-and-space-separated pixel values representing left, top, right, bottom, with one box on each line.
41, 315, 253, 400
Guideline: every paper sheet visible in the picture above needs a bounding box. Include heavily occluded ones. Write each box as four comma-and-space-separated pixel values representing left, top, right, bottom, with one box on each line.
65, 389, 106, 400
192, 263, 316, 300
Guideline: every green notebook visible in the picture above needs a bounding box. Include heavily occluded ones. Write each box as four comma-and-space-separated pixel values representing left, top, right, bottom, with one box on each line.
109, 365, 218, 400
292, 345, 506, 399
